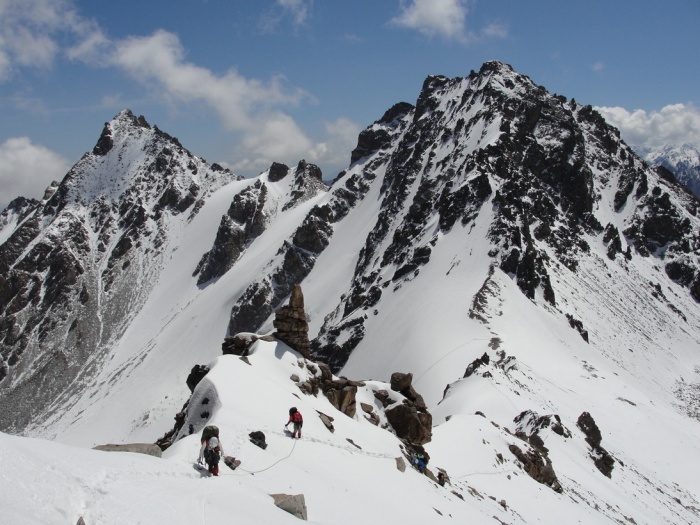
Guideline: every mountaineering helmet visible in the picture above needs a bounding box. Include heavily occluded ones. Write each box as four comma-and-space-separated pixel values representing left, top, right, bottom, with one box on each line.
209, 436, 219, 448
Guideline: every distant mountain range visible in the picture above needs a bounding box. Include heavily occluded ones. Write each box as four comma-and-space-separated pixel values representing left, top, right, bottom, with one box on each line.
1, 61, 699, 524
638, 142, 700, 198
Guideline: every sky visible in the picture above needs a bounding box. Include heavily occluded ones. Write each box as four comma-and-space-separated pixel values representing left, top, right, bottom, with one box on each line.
1, 0, 699, 208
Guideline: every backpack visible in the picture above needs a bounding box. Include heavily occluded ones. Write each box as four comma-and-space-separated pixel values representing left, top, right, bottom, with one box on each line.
201, 425, 219, 444
292, 411, 303, 423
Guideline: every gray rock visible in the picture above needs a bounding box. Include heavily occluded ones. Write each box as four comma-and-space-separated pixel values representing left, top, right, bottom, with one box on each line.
270, 493, 308, 520
92, 443, 162, 457
395, 456, 406, 472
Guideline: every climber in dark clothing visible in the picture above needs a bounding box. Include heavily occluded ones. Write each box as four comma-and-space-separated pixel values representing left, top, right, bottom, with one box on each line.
199, 432, 224, 475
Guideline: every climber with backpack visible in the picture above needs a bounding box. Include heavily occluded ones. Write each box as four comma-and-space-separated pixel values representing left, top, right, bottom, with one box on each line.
285, 407, 303, 438
198, 425, 224, 476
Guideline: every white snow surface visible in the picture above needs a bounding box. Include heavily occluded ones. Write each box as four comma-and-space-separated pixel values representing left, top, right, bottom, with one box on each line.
3, 76, 700, 524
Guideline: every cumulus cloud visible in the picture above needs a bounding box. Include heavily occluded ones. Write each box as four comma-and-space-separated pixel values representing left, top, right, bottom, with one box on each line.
0, 0, 104, 79
595, 103, 700, 148
391, 0, 469, 41
229, 115, 361, 178
308, 117, 361, 171
106, 30, 316, 171
0, 137, 71, 209
390, 0, 507, 43
0, 1, 351, 181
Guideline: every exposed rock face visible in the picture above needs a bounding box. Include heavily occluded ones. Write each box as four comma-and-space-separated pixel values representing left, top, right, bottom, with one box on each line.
268, 162, 290, 183
295, 360, 364, 418
324, 384, 358, 418
577, 412, 615, 477
513, 409, 572, 453
385, 372, 432, 444
0, 109, 237, 434
194, 180, 268, 285
385, 402, 432, 445
221, 333, 275, 356
312, 61, 700, 373
273, 284, 311, 358
464, 353, 490, 378
186, 365, 209, 392
508, 443, 562, 493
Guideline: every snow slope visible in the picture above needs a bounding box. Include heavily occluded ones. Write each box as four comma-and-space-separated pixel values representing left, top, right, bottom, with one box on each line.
3, 337, 699, 524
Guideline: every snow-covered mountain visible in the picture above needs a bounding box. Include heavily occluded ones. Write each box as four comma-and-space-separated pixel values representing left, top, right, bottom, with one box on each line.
1, 61, 700, 524
640, 142, 700, 198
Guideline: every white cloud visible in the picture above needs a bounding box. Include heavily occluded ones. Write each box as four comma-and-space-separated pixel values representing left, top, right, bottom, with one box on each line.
0, 137, 71, 209
481, 22, 508, 39
259, 0, 313, 33
230, 115, 361, 178
308, 117, 361, 171
391, 0, 470, 41
390, 0, 507, 43
277, 0, 312, 26
111, 30, 307, 119
595, 103, 700, 148
109, 29, 312, 159
591, 61, 605, 72
0, 0, 102, 79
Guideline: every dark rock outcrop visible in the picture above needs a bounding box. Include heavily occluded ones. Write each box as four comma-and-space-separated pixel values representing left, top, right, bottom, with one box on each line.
273, 284, 311, 358
385, 372, 432, 444
186, 365, 209, 392
509, 443, 562, 493
577, 412, 615, 477
464, 352, 490, 378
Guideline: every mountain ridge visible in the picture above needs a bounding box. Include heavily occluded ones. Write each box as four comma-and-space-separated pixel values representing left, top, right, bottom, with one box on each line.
0, 60, 699, 524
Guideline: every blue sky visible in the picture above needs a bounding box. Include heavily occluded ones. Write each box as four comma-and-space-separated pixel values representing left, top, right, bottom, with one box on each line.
1, 0, 699, 208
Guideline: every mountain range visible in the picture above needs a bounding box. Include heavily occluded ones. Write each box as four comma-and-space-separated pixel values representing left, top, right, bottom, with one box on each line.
1, 61, 699, 524
640, 142, 700, 198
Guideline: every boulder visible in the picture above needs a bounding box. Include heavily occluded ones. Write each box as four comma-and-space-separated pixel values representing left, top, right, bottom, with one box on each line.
93, 443, 162, 457
249, 431, 268, 450
317, 411, 335, 433
395, 456, 406, 472
390, 372, 413, 392
385, 403, 432, 444
324, 385, 357, 418
270, 493, 308, 520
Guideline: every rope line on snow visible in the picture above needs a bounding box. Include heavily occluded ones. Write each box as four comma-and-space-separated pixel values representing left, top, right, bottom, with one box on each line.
236, 437, 298, 475
413, 338, 489, 384
453, 467, 519, 479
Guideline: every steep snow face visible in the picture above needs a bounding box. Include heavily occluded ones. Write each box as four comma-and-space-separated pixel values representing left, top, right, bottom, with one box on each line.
641, 142, 700, 197
3, 339, 700, 525
1, 61, 700, 525
308, 61, 700, 379
0, 109, 238, 433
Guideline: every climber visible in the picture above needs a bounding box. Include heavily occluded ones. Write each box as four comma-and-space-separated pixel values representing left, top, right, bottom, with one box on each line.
411, 451, 427, 472
199, 425, 224, 476
285, 407, 303, 438
437, 471, 447, 487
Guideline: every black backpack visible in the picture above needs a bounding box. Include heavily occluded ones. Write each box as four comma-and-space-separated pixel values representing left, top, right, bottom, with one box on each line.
201, 425, 219, 444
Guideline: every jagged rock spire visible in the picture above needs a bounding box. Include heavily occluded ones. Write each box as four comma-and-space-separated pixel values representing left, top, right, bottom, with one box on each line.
273, 284, 311, 358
